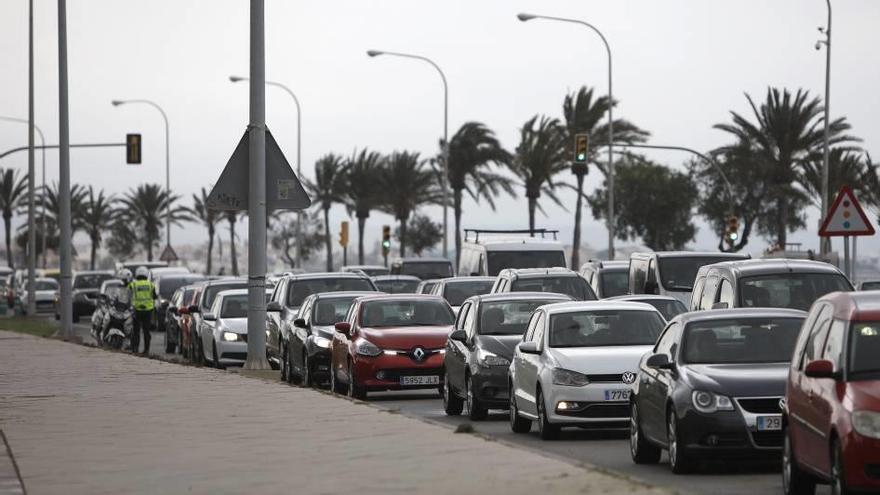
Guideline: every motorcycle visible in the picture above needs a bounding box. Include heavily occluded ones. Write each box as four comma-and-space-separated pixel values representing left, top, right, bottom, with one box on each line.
98, 296, 133, 350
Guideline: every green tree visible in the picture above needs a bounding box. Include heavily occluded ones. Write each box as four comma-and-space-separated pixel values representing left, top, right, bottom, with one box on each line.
342, 149, 384, 264
589, 156, 698, 251
35, 182, 88, 261
307, 153, 349, 271
117, 184, 191, 261
106, 220, 138, 261
0, 169, 28, 268
186, 188, 219, 275
508, 115, 568, 233
379, 151, 441, 257
80, 186, 116, 270
396, 214, 443, 257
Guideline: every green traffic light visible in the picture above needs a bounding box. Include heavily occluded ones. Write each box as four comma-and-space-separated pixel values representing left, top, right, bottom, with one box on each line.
382, 240, 391, 248
576, 153, 586, 161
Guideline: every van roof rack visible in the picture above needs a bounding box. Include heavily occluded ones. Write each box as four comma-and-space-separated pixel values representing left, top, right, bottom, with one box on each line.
464, 229, 559, 242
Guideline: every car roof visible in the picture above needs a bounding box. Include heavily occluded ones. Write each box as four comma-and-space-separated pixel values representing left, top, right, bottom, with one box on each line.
372, 275, 421, 282
816, 291, 880, 321
540, 300, 660, 315
353, 293, 447, 303
465, 237, 564, 250
311, 291, 381, 301
501, 267, 577, 277
631, 251, 751, 260
607, 294, 683, 303
437, 276, 496, 285
216, 288, 261, 297
393, 257, 451, 263
706, 259, 846, 277
342, 265, 386, 270
671, 307, 807, 326
468, 292, 573, 304
286, 272, 371, 280
580, 260, 629, 272
73, 270, 113, 276
200, 278, 247, 286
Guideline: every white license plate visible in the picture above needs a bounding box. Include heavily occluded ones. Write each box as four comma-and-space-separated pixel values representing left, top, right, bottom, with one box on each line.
400, 375, 439, 386
757, 415, 782, 431
603, 389, 631, 401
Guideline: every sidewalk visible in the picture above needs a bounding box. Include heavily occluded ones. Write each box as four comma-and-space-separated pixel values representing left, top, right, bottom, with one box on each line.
0, 331, 666, 495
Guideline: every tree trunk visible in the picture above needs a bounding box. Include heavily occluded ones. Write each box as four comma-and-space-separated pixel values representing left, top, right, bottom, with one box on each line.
399, 217, 407, 258
89, 233, 98, 270
776, 195, 788, 249
229, 217, 239, 276
206, 225, 215, 275
357, 215, 367, 265
4, 214, 12, 269
323, 207, 333, 271
527, 197, 537, 236
571, 172, 585, 269
146, 230, 154, 262
453, 188, 463, 269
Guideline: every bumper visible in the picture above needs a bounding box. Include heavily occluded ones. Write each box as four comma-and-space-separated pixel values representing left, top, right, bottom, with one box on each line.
674, 408, 782, 458
352, 352, 444, 391
843, 431, 880, 490
471, 366, 510, 408
216, 339, 248, 366
546, 383, 632, 426
306, 346, 332, 379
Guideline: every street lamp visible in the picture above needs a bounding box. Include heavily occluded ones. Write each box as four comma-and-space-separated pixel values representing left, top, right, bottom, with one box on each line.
366, 49, 449, 262
229, 75, 304, 268
817, 0, 832, 255
111, 99, 172, 255
518, 13, 616, 260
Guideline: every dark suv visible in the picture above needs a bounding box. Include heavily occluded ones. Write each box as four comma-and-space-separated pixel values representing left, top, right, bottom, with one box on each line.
490, 267, 596, 301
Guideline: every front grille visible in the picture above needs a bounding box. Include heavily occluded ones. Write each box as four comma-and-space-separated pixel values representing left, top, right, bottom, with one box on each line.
751, 430, 783, 448
559, 402, 631, 418
220, 352, 247, 360
586, 374, 623, 383
866, 464, 880, 480
376, 368, 441, 380
737, 397, 782, 414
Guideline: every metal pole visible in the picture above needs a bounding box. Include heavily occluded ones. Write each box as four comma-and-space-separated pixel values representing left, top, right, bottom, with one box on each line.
843, 236, 850, 280
820, 0, 832, 255
852, 236, 858, 283
244, 0, 269, 370
57, 0, 73, 339
26, 0, 36, 316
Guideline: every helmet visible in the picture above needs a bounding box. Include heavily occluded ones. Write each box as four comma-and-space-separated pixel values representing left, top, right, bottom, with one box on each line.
117, 268, 133, 283
135, 266, 149, 278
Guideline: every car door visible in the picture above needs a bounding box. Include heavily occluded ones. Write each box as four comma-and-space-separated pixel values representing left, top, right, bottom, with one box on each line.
810, 317, 846, 475
518, 310, 546, 417
790, 304, 832, 471
203, 296, 222, 359
446, 301, 472, 394
512, 311, 540, 415
266, 280, 287, 361
289, 297, 312, 374
642, 322, 681, 442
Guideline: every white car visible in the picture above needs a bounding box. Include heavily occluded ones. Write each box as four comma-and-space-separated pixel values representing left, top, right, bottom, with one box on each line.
19, 277, 59, 314
508, 301, 666, 440
201, 288, 271, 368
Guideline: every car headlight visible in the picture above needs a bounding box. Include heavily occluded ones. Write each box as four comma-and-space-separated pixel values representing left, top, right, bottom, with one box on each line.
852, 411, 880, 439
313, 336, 331, 349
552, 368, 590, 387
692, 390, 734, 413
222, 331, 240, 342
355, 339, 382, 357
477, 348, 510, 367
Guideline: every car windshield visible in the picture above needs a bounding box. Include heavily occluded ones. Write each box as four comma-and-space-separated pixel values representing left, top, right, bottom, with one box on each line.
511, 276, 596, 301
220, 294, 248, 318
35, 280, 58, 291
850, 322, 880, 377
549, 310, 665, 347
361, 300, 454, 327
486, 251, 566, 276
374, 279, 420, 294
480, 299, 560, 336
739, 273, 852, 311
313, 297, 358, 325
203, 282, 247, 309
682, 317, 803, 364
73, 273, 112, 289
287, 278, 375, 307
399, 262, 453, 280
444, 280, 495, 306
658, 256, 745, 291
639, 299, 688, 321
600, 270, 629, 297
158, 277, 205, 299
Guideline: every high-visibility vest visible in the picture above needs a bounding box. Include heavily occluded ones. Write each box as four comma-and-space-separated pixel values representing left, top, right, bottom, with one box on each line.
129, 279, 155, 311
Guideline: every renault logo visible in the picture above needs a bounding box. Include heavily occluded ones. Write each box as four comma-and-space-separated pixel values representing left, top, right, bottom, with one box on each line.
621, 372, 637, 384
412, 347, 426, 362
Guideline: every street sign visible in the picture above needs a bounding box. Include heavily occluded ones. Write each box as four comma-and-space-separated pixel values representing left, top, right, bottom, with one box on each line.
159, 244, 179, 263
207, 129, 311, 212
819, 186, 875, 237
126, 133, 141, 164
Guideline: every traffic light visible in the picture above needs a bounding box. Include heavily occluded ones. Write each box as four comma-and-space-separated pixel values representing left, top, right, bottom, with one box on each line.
725, 215, 740, 244
573, 134, 589, 163
339, 221, 349, 247
126, 133, 142, 164
382, 225, 391, 256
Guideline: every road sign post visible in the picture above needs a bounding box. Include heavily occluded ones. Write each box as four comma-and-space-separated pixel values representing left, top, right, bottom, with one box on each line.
819, 186, 875, 280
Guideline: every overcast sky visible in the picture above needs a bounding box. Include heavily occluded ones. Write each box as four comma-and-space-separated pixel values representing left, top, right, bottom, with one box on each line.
1, 0, 878, 259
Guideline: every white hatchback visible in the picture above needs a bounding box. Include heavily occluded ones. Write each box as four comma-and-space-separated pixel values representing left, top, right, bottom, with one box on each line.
508, 301, 666, 440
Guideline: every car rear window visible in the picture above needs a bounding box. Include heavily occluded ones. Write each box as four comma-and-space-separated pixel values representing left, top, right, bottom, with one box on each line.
399, 262, 453, 280
74, 273, 112, 289
739, 273, 852, 311
682, 317, 803, 364
360, 300, 454, 327
374, 279, 420, 294
443, 280, 495, 306
511, 276, 596, 301
486, 251, 565, 276
600, 271, 630, 298
549, 310, 665, 347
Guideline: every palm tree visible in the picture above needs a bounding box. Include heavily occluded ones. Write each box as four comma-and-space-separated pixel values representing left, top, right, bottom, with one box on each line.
117, 183, 191, 261
379, 151, 441, 257
35, 182, 88, 260
714, 88, 857, 246
186, 188, 219, 275
0, 169, 28, 268
800, 149, 880, 211
80, 186, 116, 270
562, 86, 649, 268
343, 149, 384, 264
509, 115, 569, 233
307, 154, 349, 271
225, 211, 242, 276
444, 122, 514, 266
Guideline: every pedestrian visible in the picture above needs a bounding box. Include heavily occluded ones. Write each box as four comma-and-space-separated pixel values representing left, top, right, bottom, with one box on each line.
128, 266, 157, 355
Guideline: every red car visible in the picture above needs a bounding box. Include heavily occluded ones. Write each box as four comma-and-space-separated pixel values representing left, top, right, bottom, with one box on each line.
329, 294, 455, 400
178, 286, 204, 359
783, 291, 880, 495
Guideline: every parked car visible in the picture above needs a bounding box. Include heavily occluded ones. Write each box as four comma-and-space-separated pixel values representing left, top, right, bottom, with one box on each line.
580, 260, 630, 299
51, 270, 114, 322
629, 251, 750, 305
857, 280, 880, 291
689, 259, 852, 312
416, 279, 440, 295
782, 291, 880, 495
629, 308, 806, 473
201, 289, 250, 367
154, 274, 208, 332
148, 266, 190, 282
200, 287, 271, 366
372, 275, 421, 294
490, 267, 597, 301
281, 291, 377, 387
606, 294, 688, 321
115, 260, 167, 272
164, 284, 202, 354
189, 279, 247, 364
458, 229, 566, 276
265, 272, 378, 369
178, 285, 205, 360
430, 276, 496, 314
341, 265, 390, 277
90, 279, 124, 334
329, 294, 455, 399
443, 292, 572, 420
390, 257, 453, 280
509, 301, 667, 439
20, 278, 58, 314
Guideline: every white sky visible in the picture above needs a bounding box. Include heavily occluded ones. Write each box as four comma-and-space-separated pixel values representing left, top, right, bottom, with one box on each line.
1, 0, 878, 259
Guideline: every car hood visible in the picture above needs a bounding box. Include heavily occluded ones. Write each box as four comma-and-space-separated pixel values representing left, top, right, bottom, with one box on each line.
847, 380, 880, 410
683, 363, 789, 397
475, 334, 522, 360
359, 326, 451, 350
218, 318, 248, 334
547, 345, 652, 375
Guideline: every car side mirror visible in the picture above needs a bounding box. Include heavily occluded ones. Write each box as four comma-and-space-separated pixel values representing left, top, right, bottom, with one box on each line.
711, 302, 729, 310
188, 305, 199, 314
203, 312, 217, 321
293, 318, 308, 328
449, 329, 467, 342
518, 341, 540, 355
335, 322, 351, 336
804, 359, 837, 379
267, 301, 282, 312
646, 353, 674, 370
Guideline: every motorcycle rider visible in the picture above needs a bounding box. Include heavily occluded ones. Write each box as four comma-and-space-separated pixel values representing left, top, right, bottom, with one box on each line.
128, 266, 157, 355
96, 269, 133, 345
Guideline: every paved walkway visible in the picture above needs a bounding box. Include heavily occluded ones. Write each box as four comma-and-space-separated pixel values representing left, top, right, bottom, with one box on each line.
0, 331, 666, 495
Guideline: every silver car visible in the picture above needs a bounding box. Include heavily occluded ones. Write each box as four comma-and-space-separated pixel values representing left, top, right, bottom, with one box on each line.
201, 288, 271, 368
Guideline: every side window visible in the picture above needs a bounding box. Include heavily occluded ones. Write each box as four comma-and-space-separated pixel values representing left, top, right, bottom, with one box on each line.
717, 279, 735, 307
797, 304, 831, 369
822, 319, 847, 370
523, 312, 540, 341
691, 277, 706, 310
630, 259, 646, 294
455, 302, 471, 330
531, 312, 547, 348
300, 299, 312, 323
700, 276, 719, 310
478, 253, 485, 276
463, 304, 477, 339
346, 303, 358, 326
803, 317, 832, 368
654, 323, 680, 358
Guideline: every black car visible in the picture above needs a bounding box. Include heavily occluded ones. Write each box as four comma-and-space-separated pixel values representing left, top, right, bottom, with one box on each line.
155, 274, 208, 332
443, 291, 573, 420
67, 270, 114, 321
281, 291, 377, 387
629, 308, 807, 473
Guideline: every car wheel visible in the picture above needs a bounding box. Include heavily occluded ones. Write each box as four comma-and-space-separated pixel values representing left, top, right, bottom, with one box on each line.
667, 409, 694, 474
346, 359, 366, 400
782, 426, 816, 495
509, 384, 531, 433
465, 374, 487, 421
302, 352, 312, 388
537, 389, 560, 440
630, 402, 661, 464
442, 370, 463, 416
212, 341, 224, 370
830, 438, 852, 495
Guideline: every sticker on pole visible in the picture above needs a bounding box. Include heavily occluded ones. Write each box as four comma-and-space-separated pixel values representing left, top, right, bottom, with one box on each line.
819, 186, 875, 237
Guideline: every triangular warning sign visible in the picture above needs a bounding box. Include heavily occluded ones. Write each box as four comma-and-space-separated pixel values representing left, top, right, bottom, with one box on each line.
819, 186, 875, 237
159, 244, 179, 262
206, 129, 311, 211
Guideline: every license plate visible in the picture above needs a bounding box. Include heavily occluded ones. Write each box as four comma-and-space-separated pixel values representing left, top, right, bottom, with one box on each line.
604, 389, 631, 401
400, 375, 439, 386
757, 415, 782, 431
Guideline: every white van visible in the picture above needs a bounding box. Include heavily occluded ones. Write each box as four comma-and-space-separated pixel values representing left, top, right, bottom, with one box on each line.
458, 229, 567, 277
628, 251, 750, 305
